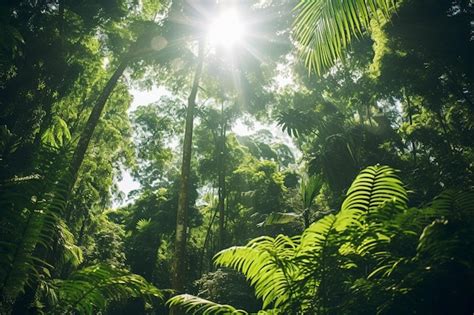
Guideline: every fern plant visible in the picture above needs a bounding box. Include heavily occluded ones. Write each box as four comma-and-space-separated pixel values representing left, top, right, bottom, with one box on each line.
168, 165, 407, 313
0, 145, 164, 314
52, 264, 162, 314
0, 149, 72, 311
167, 294, 248, 315
167, 165, 473, 314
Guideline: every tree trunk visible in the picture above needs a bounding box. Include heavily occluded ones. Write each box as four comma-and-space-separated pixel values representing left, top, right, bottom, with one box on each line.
303, 208, 310, 229
404, 90, 417, 166
68, 60, 128, 186
172, 41, 204, 293
198, 201, 219, 276
217, 103, 227, 250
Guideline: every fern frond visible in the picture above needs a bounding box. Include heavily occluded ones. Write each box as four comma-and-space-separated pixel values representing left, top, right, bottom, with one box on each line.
341, 165, 407, 214
430, 189, 474, 216
57, 219, 83, 267
0, 145, 74, 311
299, 214, 338, 255
214, 235, 299, 309
0, 177, 71, 304
0, 178, 58, 302
55, 264, 162, 314
167, 294, 248, 314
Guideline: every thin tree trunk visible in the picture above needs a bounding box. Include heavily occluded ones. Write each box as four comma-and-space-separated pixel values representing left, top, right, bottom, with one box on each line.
404, 90, 417, 166
217, 103, 227, 250
172, 41, 204, 293
67, 42, 157, 187
303, 208, 310, 229
199, 201, 219, 276
68, 60, 128, 186
435, 109, 454, 152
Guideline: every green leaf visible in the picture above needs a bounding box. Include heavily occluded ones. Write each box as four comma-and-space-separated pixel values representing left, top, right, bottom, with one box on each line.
167, 294, 248, 314
293, 0, 398, 74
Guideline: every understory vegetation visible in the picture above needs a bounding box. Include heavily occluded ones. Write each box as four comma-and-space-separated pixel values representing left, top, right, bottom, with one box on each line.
0, 0, 472, 314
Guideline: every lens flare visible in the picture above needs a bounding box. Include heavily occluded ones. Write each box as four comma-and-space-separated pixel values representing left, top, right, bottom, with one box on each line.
208, 9, 245, 48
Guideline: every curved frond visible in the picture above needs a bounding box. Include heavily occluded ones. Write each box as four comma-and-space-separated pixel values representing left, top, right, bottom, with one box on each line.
297, 208, 361, 266
341, 165, 407, 214
293, 0, 398, 74
0, 175, 69, 303
167, 294, 248, 314
263, 212, 301, 226
0, 147, 73, 306
214, 235, 299, 309
299, 214, 338, 255
301, 175, 322, 210
55, 264, 162, 314
430, 189, 474, 216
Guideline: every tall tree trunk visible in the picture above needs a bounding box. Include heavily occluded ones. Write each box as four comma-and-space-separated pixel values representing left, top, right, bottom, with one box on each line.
172, 41, 204, 293
303, 208, 310, 229
404, 90, 417, 166
217, 103, 226, 250
68, 60, 128, 186
67, 38, 158, 187
435, 108, 454, 152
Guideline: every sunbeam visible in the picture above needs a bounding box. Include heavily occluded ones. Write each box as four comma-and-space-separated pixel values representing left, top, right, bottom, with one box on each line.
207, 9, 245, 49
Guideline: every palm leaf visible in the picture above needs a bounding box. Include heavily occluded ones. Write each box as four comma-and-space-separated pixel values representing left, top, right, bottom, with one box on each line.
301, 175, 322, 210
293, 0, 397, 74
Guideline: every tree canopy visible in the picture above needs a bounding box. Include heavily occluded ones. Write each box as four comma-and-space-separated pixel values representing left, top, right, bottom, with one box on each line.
0, 0, 472, 314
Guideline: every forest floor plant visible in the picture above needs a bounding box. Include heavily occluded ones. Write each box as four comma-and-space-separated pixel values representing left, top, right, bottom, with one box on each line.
168, 165, 474, 314
0, 146, 163, 314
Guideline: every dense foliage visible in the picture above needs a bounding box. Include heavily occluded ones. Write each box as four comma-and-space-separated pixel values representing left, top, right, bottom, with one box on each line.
170, 166, 474, 314
0, 0, 472, 314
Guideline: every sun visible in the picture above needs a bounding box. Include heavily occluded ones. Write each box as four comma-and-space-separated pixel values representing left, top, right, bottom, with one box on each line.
207, 9, 245, 49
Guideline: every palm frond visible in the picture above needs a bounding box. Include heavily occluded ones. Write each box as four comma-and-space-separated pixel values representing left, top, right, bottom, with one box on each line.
167, 294, 248, 315
301, 175, 322, 210
293, 0, 397, 74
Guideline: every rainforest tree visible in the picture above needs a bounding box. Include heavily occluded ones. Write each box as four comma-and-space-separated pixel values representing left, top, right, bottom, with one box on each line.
0, 0, 472, 314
